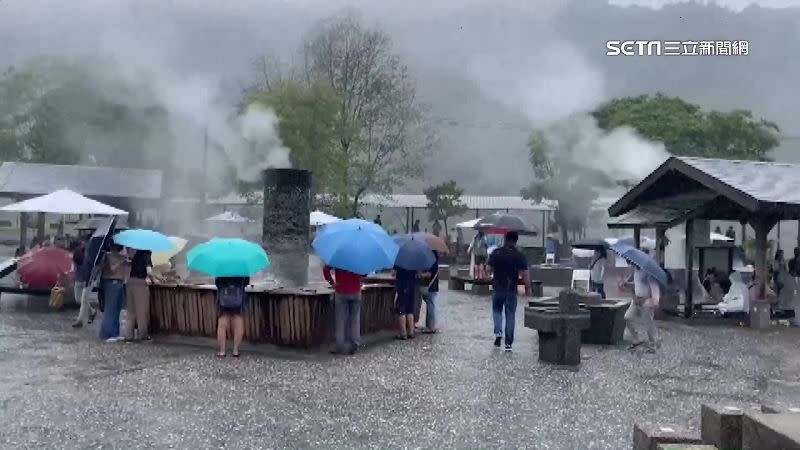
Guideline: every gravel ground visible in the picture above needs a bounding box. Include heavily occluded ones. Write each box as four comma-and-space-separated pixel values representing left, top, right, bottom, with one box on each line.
1, 287, 799, 449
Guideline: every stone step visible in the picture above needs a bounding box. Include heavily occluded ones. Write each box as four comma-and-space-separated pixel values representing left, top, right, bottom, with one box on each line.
701, 404, 743, 450
741, 412, 800, 450
633, 423, 703, 450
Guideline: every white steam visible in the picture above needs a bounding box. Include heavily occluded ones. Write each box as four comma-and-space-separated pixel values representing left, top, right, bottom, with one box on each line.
237, 105, 291, 182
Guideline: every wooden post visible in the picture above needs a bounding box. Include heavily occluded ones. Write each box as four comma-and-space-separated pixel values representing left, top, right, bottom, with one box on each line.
405, 207, 410, 233
777, 221, 782, 251
475, 209, 480, 219
655, 228, 666, 266
541, 211, 546, 247
633, 227, 641, 249
752, 218, 772, 302
36, 212, 45, 242
684, 219, 694, 318
740, 221, 747, 246
18, 212, 28, 254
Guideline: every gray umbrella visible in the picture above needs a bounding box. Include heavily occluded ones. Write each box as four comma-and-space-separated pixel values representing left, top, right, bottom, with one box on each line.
474, 213, 538, 235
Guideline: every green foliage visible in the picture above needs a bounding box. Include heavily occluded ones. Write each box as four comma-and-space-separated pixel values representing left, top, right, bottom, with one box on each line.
592, 94, 781, 160
424, 180, 468, 236
249, 81, 350, 199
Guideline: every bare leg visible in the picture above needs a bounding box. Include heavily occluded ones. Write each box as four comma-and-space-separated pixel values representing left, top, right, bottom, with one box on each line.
216, 315, 229, 356
398, 316, 407, 338
232, 314, 244, 356
406, 314, 415, 338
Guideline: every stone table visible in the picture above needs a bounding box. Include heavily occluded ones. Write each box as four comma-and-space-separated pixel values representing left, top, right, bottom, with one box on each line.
524, 290, 590, 365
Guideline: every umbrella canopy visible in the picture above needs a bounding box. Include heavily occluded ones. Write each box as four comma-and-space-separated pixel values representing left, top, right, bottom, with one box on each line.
205, 211, 250, 223
312, 219, 399, 275
187, 238, 270, 277
17, 247, 73, 289
310, 210, 341, 226
411, 232, 449, 254
474, 213, 537, 235
610, 243, 669, 287
152, 237, 188, 267
456, 218, 482, 228
113, 229, 175, 252
0, 189, 128, 215
75, 217, 129, 231
393, 234, 436, 271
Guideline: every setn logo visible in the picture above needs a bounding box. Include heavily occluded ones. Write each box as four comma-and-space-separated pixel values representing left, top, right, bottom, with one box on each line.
606, 40, 662, 56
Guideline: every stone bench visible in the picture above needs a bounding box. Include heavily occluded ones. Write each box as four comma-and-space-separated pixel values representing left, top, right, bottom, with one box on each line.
448, 275, 492, 294
633, 423, 703, 450
524, 290, 590, 366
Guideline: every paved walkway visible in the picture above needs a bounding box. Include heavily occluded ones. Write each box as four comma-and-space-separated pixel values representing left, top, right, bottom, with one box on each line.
1, 288, 799, 449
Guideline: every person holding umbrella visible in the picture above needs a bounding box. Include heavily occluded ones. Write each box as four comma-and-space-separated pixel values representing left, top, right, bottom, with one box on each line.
392, 233, 437, 340
186, 238, 270, 357
323, 264, 363, 355
99, 243, 130, 341
312, 219, 399, 354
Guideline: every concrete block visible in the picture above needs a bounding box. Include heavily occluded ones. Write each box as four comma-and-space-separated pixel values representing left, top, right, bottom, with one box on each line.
448, 278, 465, 291
656, 445, 718, 450
471, 283, 490, 295
633, 423, 703, 450
701, 404, 743, 450
749, 303, 771, 329
741, 412, 800, 450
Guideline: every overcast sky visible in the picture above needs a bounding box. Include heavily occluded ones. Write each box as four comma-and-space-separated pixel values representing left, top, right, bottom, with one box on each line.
0, 0, 797, 194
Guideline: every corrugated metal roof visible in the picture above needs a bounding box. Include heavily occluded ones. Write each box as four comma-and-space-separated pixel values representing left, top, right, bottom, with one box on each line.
680, 157, 800, 205
0, 162, 162, 199
360, 194, 557, 211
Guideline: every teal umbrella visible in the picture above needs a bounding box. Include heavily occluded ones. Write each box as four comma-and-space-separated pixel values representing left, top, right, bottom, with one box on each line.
187, 238, 270, 277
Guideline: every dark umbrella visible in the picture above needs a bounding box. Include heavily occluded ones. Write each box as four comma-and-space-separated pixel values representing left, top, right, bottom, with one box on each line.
393, 234, 436, 271
571, 238, 609, 250
474, 213, 538, 235
610, 243, 669, 287
412, 232, 449, 254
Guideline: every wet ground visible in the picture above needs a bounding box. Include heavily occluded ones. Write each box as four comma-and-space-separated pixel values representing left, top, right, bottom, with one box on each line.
1, 287, 799, 449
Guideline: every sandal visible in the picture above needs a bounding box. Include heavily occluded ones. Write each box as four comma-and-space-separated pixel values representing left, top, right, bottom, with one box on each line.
394, 335, 408, 340
216, 352, 226, 358
407, 334, 416, 339
232, 352, 240, 358
422, 329, 438, 334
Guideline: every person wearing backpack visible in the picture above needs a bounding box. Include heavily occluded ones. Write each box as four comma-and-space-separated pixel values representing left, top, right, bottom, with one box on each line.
215, 276, 250, 357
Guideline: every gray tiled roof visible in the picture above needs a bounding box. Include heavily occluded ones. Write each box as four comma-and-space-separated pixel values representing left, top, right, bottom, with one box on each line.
679, 157, 800, 205
0, 162, 162, 199
607, 191, 715, 228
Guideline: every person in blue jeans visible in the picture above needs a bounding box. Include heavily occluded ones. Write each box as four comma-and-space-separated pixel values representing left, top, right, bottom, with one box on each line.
420, 251, 440, 333
487, 231, 531, 351
99, 244, 130, 341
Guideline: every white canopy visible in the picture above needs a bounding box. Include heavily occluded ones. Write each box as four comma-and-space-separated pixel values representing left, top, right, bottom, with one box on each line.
310, 210, 341, 226
456, 218, 482, 228
0, 189, 128, 215
205, 211, 251, 223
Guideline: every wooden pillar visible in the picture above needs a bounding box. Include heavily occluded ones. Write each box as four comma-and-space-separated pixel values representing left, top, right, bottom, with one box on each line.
797, 219, 800, 248
18, 212, 28, 254
633, 227, 641, 249
475, 209, 480, 219
655, 228, 666, 266
36, 212, 45, 241
740, 221, 747, 246
777, 221, 782, 250
541, 211, 546, 247
405, 207, 410, 233
684, 219, 694, 318
752, 218, 771, 302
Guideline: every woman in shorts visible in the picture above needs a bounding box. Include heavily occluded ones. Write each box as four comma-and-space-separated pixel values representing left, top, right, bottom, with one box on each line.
215, 276, 250, 357
393, 266, 418, 340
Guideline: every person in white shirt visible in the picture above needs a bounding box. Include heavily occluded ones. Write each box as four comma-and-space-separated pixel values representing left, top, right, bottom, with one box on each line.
624, 264, 660, 353
589, 248, 607, 299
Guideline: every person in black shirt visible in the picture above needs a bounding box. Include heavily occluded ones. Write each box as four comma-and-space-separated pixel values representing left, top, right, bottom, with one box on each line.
487, 231, 531, 351
420, 251, 440, 333
393, 266, 418, 339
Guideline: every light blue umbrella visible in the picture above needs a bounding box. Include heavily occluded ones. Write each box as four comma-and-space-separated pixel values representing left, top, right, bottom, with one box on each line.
312, 219, 399, 275
187, 238, 270, 277
610, 243, 669, 287
393, 234, 436, 271
113, 229, 175, 252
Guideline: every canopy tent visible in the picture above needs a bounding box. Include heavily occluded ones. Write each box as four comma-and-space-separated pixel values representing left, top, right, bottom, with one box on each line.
310, 210, 341, 226
204, 211, 252, 223
0, 189, 128, 215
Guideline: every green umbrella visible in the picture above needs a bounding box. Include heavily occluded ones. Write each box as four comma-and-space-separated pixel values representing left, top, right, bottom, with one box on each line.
187, 238, 270, 277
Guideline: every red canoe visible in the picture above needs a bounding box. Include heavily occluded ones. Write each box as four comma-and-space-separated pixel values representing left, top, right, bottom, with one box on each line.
17, 247, 73, 290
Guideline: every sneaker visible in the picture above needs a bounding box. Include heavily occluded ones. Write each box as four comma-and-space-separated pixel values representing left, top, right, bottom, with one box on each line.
645, 347, 656, 354
71, 321, 83, 328
494, 336, 502, 347
504, 344, 512, 352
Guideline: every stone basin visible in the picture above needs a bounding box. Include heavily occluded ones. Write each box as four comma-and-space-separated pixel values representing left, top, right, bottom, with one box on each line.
527, 294, 629, 345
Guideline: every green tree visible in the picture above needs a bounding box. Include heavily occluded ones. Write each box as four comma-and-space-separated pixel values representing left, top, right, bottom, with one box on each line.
424, 180, 468, 239
253, 13, 435, 217
248, 81, 350, 207
521, 120, 611, 245
592, 94, 781, 160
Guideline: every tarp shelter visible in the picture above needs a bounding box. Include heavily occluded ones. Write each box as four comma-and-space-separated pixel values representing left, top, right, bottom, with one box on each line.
608, 156, 800, 320
0, 189, 128, 215
310, 210, 341, 226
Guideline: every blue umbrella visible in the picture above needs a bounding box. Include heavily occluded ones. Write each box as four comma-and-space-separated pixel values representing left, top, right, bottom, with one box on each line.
393, 234, 436, 271
610, 243, 669, 287
113, 229, 175, 252
312, 219, 399, 275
